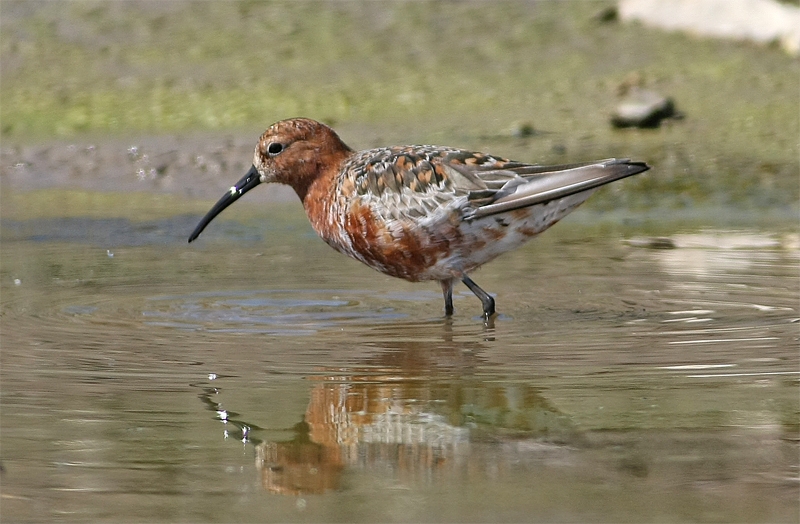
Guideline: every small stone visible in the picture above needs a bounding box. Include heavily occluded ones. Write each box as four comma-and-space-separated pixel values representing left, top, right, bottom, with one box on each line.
611, 87, 678, 129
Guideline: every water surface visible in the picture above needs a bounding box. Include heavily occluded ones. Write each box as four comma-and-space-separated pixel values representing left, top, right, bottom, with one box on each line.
1, 202, 798, 522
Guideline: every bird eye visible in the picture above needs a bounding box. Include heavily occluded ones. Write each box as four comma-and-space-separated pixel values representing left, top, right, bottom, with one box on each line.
267, 142, 284, 156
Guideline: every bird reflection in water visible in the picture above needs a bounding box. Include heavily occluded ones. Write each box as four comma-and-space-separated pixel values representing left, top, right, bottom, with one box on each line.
256, 375, 472, 495
200, 327, 577, 496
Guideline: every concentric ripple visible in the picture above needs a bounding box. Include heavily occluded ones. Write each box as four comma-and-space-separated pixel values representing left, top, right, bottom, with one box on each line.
142, 289, 425, 335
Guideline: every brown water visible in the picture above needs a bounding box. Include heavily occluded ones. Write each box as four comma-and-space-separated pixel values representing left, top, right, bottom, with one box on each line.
1, 201, 798, 522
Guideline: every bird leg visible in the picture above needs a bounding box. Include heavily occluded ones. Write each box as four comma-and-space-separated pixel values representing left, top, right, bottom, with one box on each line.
440, 279, 455, 316
461, 275, 495, 319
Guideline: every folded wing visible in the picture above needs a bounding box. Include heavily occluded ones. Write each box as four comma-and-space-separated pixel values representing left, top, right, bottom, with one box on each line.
347, 147, 649, 223
452, 158, 649, 220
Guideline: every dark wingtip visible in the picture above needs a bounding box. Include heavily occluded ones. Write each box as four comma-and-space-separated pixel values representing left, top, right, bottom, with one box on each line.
630, 161, 650, 176
611, 158, 650, 177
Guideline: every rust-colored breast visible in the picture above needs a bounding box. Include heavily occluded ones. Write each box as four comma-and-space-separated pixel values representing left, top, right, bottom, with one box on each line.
304, 169, 461, 282
342, 201, 460, 281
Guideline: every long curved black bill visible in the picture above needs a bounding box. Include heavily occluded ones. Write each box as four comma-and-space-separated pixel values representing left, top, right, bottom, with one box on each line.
188, 165, 262, 243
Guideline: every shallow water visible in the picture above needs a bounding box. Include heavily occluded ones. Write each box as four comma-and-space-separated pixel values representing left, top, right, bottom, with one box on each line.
1, 202, 798, 522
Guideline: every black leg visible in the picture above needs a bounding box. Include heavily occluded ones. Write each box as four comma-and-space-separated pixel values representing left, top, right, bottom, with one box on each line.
440, 279, 454, 316
461, 275, 495, 319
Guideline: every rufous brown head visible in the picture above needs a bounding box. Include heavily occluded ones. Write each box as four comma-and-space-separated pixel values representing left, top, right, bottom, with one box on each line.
188, 118, 352, 243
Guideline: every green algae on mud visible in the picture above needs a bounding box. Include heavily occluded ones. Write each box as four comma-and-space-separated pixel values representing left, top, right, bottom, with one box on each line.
0, 189, 208, 222
1, 0, 797, 211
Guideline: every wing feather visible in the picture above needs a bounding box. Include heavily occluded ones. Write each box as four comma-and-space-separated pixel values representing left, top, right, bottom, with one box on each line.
341, 146, 648, 223
466, 159, 649, 220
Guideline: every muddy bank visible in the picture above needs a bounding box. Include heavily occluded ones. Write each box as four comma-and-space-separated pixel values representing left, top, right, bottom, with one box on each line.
2, 125, 798, 225
0, 132, 295, 204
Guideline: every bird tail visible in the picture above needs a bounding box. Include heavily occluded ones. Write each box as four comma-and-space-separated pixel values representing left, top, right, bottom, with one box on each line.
468, 158, 649, 220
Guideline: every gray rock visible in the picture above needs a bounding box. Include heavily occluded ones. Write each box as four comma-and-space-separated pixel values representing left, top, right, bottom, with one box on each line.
611, 87, 678, 129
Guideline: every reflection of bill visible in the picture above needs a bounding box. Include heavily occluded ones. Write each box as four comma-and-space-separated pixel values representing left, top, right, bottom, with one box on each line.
255, 374, 573, 495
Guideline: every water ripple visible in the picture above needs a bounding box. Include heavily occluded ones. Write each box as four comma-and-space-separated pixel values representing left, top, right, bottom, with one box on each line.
143, 289, 412, 335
